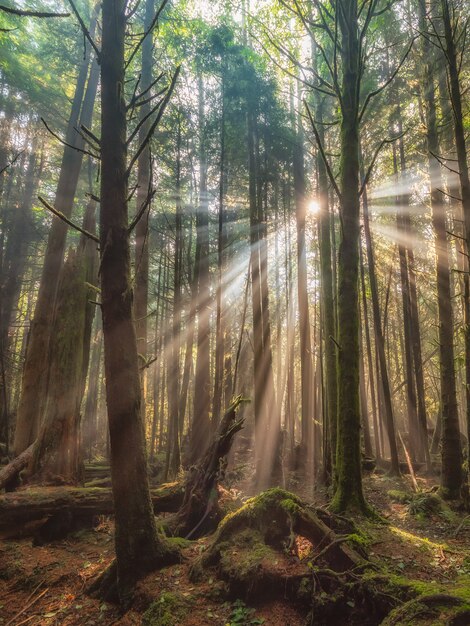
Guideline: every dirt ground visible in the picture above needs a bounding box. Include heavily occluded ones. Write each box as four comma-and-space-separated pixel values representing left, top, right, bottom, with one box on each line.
1, 473, 470, 626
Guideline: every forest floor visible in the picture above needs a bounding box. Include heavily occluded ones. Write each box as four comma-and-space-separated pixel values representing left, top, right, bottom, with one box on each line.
1, 472, 470, 626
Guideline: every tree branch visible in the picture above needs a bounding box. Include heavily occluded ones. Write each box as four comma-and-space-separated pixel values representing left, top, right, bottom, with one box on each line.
65, 0, 100, 59
41, 118, 100, 160
38, 196, 100, 243
126, 65, 180, 177
360, 130, 406, 196
0, 4, 69, 17
304, 100, 342, 199
125, 0, 169, 69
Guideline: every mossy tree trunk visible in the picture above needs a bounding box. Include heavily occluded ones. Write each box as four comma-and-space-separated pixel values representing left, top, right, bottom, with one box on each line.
330, 0, 369, 513
440, 0, 469, 490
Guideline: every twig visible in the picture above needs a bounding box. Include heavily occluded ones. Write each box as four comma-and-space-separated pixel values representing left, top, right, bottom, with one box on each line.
360, 131, 406, 196
0, 148, 24, 176
38, 196, 100, 243
453, 515, 470, 537
398, 431, 420, 492
5, 587, 49, 626
125, 0, 169, 69
41, 118, 100, 160
128, 189, 155, 233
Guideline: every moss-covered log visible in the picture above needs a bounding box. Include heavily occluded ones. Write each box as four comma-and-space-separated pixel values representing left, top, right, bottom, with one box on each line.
381, 593, 470, 625
0, 482, 184, 533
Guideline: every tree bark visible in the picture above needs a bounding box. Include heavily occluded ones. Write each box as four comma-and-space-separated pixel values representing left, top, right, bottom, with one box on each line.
419, 0, 462, 498
99, 0, 178, 603
330, 0, 369, 513
13, 12, 99, 456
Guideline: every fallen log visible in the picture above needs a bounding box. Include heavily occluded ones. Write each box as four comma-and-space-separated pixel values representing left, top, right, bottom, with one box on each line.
0, 482, 184, 533
0, 443, 34, 490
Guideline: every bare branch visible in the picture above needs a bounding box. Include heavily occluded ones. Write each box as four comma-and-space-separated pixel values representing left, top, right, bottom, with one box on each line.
38, 196, 100, 243
304, 100, 341, 199
126, 0, 169, 69
0, 4, 69, 17
41, 118, 100, 160
126, 65, 180, 177
127, 94, 166, 145
128, 189, 156, 233
360, 130, 406, 196
0, 148, 24, 176
66, 0, 100, 59
80, 124, 101, 147
359, 38, 415, 125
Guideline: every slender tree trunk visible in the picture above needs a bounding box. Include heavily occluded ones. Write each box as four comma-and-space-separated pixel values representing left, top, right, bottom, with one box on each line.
293, 99, 313, 463
134, 0, 155, 422
191, 76, 211, 463
396, 120, 431, 470
362, 169, 400, 475
212, 77, 226, 427
169, 119, 183, 475
419, 0, 462, 498
360, 244, 381, 460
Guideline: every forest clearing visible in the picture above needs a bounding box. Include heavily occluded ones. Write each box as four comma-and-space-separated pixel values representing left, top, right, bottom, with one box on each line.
1, 0, 470, 624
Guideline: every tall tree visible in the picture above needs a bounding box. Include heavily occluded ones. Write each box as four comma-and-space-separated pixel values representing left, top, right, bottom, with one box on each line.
98, 0, 179, 602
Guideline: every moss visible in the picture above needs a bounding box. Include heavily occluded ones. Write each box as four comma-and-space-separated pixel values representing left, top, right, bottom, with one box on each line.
218, 528, 277, 580
381, 594, 470, 625
166, 537, 192, 550
142, 591, 192, 626
387, 490, 412, 504
346, 532, 370, 549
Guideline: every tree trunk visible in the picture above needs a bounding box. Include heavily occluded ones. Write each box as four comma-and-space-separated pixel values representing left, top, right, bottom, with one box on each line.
191, 75, 211, 464
440, 0, 470, 489
419, 0, 462, 498
13, 12, 99, 456
134, 0, 154, 422
99, 0, 178, 603
362, 169, 400, 475
331, 0, 369, 513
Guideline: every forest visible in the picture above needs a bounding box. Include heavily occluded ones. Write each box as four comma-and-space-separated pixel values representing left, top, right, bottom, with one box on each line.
1, 0, 470, 624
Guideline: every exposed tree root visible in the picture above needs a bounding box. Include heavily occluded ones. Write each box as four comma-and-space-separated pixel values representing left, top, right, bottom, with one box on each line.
87, 536, 181, 608
190, 488, 366, 605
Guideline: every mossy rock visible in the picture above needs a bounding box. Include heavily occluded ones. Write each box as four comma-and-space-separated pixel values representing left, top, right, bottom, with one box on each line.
142, 591, 193, 626
380, 594, 470, 625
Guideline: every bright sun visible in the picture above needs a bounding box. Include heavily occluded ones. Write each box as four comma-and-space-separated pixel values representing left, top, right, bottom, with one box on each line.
307, 199, 320, 214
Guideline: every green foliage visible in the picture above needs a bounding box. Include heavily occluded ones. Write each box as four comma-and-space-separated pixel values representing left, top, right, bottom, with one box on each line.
227, 600, 264, 625
142, 591, 192, 626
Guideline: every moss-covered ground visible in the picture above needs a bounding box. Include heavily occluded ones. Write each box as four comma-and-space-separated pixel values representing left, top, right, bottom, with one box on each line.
1, 473, 470, 624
